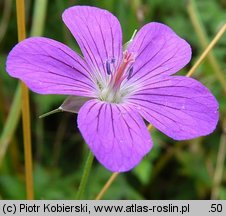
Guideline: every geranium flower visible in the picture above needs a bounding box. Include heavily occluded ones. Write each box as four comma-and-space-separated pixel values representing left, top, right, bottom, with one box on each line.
6, 6, 219, 172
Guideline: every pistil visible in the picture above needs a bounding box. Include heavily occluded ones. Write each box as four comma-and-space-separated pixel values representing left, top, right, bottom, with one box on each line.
111, 51, 135, 90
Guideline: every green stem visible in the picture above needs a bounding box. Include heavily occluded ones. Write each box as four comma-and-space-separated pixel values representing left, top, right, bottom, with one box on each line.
76, 150, 94, 200
0, 85, 21, 166
30, 0, 48, 36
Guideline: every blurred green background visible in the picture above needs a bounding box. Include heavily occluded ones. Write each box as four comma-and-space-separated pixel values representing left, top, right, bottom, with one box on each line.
0, 0, 226, 199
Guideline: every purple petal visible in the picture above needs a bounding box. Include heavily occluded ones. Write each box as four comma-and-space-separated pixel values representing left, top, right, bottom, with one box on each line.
62, 6, 123, 78
128, 76, 219, 140
6, 37, 96, 97
126, 22, 191, 86
77, 99, 153, 172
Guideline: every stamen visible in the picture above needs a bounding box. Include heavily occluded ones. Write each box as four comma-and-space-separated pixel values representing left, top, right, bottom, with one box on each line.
127, 66, 133, 80
106, 61, 111, 75
100, 53, 136, 103
106, 58, 116, 75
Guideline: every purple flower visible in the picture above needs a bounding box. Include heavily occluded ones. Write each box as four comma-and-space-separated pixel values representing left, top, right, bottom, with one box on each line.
6, 6, 219, 172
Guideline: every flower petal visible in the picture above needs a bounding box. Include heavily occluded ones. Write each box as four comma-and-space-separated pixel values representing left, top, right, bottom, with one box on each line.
77, 99, 153, 172
128, 76, 219, 140
6, 37, 95, 97
126, 22, 191, 86
62, 6, 123, 78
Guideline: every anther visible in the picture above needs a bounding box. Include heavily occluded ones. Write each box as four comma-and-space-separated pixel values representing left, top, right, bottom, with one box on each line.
127, 66, 133, 80
106, 58, 116, 75
106, 61, 111, 75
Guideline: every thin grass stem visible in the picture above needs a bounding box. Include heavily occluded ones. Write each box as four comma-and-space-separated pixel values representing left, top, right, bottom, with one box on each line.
186, 23, 226, 78
95, 172, 119, 200
76, 150, 94, 199
186, 0, 226, 87
0, 85, 21, 166
16, 0, 34, 200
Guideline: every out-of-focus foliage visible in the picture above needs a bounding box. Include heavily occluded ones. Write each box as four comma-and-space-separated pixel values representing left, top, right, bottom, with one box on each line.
0, 0, 225, 200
